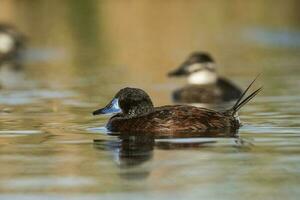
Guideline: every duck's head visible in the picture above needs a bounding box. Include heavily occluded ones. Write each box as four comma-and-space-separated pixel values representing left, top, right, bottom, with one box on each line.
93, 87, 154, 117
168, 52, 218, 85
0, 24, 24, 60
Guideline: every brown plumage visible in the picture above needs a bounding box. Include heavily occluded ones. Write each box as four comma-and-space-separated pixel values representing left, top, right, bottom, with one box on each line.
107, 105, 238, 133
93, 77, 261, 134
173, 78, 242, 103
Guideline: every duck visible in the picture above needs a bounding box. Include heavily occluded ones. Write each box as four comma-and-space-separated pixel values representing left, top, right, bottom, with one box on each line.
168, 52, 242, 103
0, 24, 25, 64
0, 24, 26, 89
92, 78, 261, 134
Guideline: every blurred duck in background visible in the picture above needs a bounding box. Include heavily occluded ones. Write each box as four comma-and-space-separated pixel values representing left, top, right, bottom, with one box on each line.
168, 52, 242, 104
0, 23, 26, 89
0, 24, 25, 63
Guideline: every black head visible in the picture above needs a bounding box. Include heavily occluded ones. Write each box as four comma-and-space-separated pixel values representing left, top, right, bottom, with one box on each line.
168, 52, 215, 77
93, 87, 154, 117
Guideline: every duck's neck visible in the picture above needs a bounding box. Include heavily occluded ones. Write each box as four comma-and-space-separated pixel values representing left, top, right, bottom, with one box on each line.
187, 69, 218, 85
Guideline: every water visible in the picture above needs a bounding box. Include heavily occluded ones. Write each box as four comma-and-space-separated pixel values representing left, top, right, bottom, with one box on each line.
0, 1, 300, 200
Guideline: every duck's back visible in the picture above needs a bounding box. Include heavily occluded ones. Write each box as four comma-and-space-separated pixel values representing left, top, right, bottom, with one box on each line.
173, 77, 242, 103
173, 85, 220, 103
107, 105, 238, 133
217, 77, 242, 101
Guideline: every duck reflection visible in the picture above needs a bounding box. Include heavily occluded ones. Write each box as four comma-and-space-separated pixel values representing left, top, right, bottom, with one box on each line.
94, 133, 155, 168
93, 129, 239, 180
94, 132, 155, 180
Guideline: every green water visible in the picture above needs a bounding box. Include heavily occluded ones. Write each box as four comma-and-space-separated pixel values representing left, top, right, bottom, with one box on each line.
0, 1, 300, 199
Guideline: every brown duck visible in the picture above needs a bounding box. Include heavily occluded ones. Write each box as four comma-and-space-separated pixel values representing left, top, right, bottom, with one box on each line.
93, 78, 261, 134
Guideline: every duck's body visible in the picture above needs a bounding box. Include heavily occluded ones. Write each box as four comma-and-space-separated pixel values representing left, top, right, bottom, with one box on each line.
168, 52, 242, 103
107, 105, 238, 133
173, 77, 242, 103
93, 80, 261, 134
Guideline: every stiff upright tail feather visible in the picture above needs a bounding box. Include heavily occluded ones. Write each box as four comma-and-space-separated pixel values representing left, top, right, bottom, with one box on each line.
227, 75, 262, 116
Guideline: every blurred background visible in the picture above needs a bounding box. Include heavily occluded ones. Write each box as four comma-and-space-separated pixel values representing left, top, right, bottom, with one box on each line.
0, 0, 299, 101
0, 1, 299, 199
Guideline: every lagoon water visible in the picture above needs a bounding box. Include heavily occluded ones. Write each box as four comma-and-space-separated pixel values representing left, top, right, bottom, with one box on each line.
0, 1, 300, 200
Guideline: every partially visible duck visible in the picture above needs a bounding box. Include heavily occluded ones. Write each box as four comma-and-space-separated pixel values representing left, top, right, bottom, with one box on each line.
0, 24, 26, 89
92, 78, 261, 134
0, 24, 25, 64
168, 52, 242, 103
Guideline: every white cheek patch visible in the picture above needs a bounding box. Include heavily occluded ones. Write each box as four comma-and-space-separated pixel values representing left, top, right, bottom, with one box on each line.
0, 33, 14, 53
188, 70, 217, 85
187, 63, 203, 73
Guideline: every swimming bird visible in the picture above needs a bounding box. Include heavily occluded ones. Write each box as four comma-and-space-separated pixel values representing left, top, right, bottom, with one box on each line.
0, 24, 25, 64
168, 52, 242, 103
92, 78, 261, 134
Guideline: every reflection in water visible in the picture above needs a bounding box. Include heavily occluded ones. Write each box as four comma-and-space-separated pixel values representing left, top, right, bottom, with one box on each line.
93, 129, 240, 180
155, 129, 240, 149
94, 133, 155, 168
94, 133, 155, 180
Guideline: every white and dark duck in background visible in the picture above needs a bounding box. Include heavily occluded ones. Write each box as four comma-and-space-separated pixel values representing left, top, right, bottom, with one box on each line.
168, 52, 242, 104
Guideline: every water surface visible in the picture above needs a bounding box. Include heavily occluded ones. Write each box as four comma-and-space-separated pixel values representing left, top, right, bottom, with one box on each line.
0, 1, 300, 200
